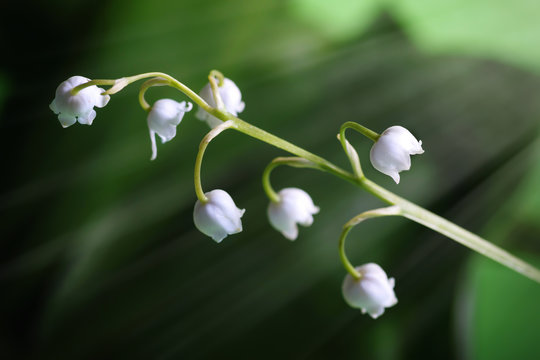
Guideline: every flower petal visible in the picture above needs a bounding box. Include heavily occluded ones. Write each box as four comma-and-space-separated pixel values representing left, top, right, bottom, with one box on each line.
57, 113, 77, 128
94, 90, 111, 108
149, 130, 158, 161
77, 110, 96, 125
49, 99, 59, 114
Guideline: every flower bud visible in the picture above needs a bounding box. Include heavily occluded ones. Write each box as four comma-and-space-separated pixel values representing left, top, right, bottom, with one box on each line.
196, 78, 245, 128
147, 99, 192, 160
267, 187, 319, 240
342, 263, 398, 319
369, 126, 424, 184
50, 76, 110, 128
193, 189, 245, 243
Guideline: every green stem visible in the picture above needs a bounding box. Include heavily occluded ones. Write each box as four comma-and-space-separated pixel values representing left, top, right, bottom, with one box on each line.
339, 206, 403, 280
138, 78, 170, 112
232, 117, 356, 184
72, 72, 217, 116
339, 227, 359, 280
70, 79, 117, 95
341, 121, 380, 142
194, 120, 236, 203
209, 69, 225, 86
262, 157, 323, 203
209, 74, 226, 111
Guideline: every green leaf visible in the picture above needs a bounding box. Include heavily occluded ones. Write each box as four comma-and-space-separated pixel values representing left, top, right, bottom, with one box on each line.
288, 0, 380, 41
460, 255, 540, 360
387, 0, 540, 73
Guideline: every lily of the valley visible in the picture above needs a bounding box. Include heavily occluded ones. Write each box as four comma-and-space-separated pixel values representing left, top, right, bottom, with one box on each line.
147, 99, 193, 160
196, 77, 245, 128
193, 189, 245, 243
50, 76, 110, 128
342, 263, 398, 319
267, 188, 319, 240
370, 126, 424, 184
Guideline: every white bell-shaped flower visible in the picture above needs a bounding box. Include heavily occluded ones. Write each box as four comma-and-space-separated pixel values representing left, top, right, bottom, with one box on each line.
370, 126, 424, 184
342, 263, 398, 319
50, 76, 110, 128
196, 78, 245, 128
267, 187, 320, 240
147, 99, 193, 160
193, 189, 245, 243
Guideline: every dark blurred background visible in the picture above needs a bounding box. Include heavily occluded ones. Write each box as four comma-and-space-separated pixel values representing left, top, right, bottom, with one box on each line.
1, 0, 540, 359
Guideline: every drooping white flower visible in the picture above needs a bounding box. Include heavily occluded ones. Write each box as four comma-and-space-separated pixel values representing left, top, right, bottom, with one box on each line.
147, 99, 193, 160
369, 126, 424, 184
50, 76, 110, 128
267, 187, 320, 240
342, 263, 398, 319
193, 189, 245, 243
196, 78, 245, 128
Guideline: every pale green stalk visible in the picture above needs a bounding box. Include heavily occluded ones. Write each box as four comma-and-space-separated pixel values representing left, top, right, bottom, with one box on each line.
209, 69, 225, 86
339, 206, 403, 280
70, 72, 217, 115
208, 73, 226, 111
262, 157, 323, 203
194, 121, 236, 203
69, 79, 116, 94
138, 78, 170, 111
341, 121, 380, 142
338, 121, 381, 178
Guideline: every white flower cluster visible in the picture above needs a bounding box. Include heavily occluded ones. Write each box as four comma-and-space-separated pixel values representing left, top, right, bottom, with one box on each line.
193, 187, 319, 243
50, 74, 421, 320
50, 75, 245, 159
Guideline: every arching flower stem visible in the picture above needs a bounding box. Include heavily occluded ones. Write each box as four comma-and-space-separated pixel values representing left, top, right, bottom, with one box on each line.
70, 72, 217, 117
341, 121, 380, 142
69, 79, 117, 95
208, 71, 226, 112
339, 227, 359, 280
339, 121, 381, 179
262, 157, 322, 203
339, 206, 403, 280
138, 78, 170, 112
209, 69, 225, 86
194, 120, 236, 203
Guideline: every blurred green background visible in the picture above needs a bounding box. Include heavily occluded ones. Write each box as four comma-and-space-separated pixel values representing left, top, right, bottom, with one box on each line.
1, 0, 540, 359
